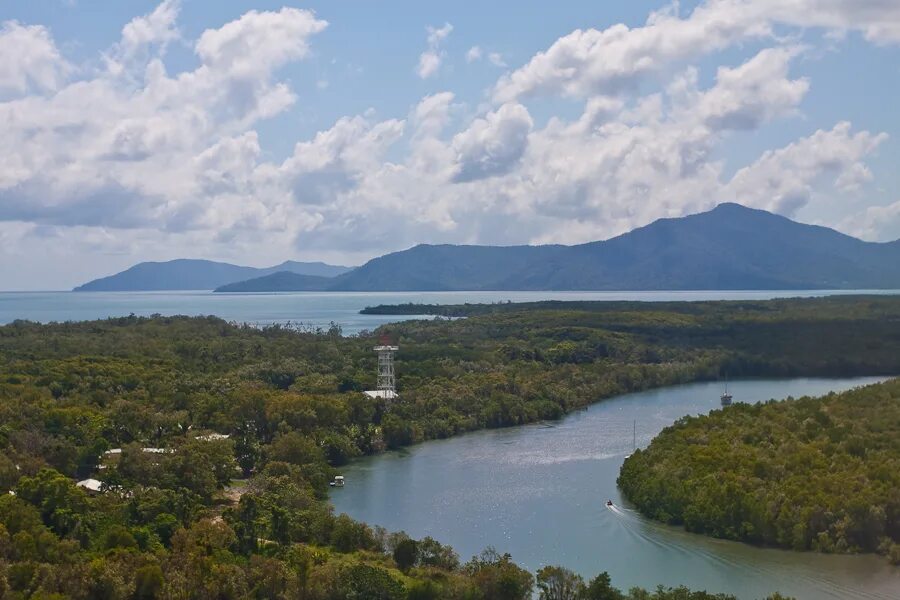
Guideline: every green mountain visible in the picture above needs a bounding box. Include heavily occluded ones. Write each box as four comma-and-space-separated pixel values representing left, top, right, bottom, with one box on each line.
89, 204, 900, 293
73, 259, 352, 291
322, 203, 900, 291
507, 203, 900, 290
214, 271, 334, 292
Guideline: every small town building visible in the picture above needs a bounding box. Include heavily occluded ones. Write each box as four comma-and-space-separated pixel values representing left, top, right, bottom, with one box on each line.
76, 478, 103, 493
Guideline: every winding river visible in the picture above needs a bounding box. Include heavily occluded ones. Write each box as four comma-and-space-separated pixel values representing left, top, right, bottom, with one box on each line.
331, 377, 900, 600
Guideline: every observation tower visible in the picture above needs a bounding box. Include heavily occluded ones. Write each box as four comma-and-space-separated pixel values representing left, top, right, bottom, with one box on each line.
364, 335, 399, 404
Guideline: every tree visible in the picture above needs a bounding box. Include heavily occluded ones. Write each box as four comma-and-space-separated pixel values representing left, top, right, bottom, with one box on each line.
583, 572, 624, 600
334, 564, 405, 600
102, 524, 138, 550
466, 548, 534, 600
406, 579, 441, 600
231, 495, 260, 554
15, 468, 88, 539
330, 514, 375, 553
134, 564, 164, 600
381, 414, 413, 449
0, 453, 20, 491
234, 432, 261, 477
393, 537, 419, 572
417, 536, 460, 571
268, 432, 325, 467
536, 565, 585, 600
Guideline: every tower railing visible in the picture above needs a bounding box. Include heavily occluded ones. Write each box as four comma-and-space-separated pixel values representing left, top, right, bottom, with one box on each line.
374, 345, 398, 393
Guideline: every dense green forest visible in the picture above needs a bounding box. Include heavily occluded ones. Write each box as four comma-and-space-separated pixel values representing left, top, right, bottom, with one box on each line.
618, 379, 900, 563
2, 296, 899, 597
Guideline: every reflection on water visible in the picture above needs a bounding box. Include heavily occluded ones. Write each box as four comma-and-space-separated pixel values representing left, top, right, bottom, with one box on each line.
331, 377, 900, 600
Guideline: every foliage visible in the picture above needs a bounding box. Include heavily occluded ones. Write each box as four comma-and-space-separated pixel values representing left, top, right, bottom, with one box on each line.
464, 548, 534, 600
0, 296, 886, 596
537, 564, 585, 600
618, 379, 900, 561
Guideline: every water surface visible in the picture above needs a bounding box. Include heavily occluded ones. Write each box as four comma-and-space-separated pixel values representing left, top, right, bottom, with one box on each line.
331, 378, 899, 600
2, 290, 898, 334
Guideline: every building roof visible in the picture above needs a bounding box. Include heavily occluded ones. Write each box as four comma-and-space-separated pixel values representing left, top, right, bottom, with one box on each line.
363, 390, 399, 399
105, 447, 172, 455
76, 478, 103, 492
196, 433, 230, 441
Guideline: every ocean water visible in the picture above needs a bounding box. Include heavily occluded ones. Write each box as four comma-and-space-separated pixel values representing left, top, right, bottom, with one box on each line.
2, 289, 898, 334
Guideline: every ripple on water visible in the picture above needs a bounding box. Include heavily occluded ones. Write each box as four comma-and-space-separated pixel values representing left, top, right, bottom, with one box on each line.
332, 377, 899, 600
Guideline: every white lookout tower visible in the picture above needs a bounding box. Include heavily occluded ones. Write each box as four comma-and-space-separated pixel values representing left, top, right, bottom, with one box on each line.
364, 337, 399, 403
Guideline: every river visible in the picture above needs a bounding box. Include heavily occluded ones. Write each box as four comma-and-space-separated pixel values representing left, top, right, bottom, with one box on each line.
330, 377, 900, 600
3, 290, 899, 333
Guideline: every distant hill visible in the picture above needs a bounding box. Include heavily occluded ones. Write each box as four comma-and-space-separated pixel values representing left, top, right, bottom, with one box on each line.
214, 271, 334, 292
96, 204, 900, 293
329, 244, 568, 291
504, 203, 900, 290
73, 259, 353, 291
321, 203, 900, 291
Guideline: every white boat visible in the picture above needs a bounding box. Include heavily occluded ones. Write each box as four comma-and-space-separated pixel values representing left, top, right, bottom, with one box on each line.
720, 383, 733, 406
330, 475, 345, 487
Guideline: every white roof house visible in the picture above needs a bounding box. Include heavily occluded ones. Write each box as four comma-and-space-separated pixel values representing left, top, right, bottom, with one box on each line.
76, 478, 103, 493
196, 433, 230, 441
104, 447, 173, 455
363, 390, 399, 400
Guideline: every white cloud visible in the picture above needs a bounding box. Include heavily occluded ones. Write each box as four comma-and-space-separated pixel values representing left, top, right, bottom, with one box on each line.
196, 8, 326, 74
493, 1, 772, 102
427, 22, 453, 46
725, 122, 887, 215
761, 0, 900, 44
412, 92, 456, 138
493, 0, 900, 103
0, 21, 71, 97
0, 4, 328, 236
113, 0, 180, 64
488, 52, 507, 68
840, 200, 900, 241
0, 0, 896, 289
416, 22, 453, 78
677, 47, 810, 131
466, 46, 482, 63
451, 103, 533, 182
417, 52, 441, 79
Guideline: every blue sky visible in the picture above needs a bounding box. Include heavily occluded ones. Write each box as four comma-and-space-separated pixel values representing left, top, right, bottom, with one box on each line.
1, 0, 899, 289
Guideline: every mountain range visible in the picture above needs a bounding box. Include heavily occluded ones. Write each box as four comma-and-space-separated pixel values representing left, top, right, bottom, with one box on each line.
73, 259, 352, 292
74, 204, 900, 292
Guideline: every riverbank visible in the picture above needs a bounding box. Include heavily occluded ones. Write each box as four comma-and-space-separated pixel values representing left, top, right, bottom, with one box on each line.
4, 298, 900, 597
618, 378, 900, 563
331, 378, 900, 600
5, 289, 900, 332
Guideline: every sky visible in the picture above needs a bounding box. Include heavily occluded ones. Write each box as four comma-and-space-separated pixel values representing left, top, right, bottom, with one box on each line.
1, 0, 899, 290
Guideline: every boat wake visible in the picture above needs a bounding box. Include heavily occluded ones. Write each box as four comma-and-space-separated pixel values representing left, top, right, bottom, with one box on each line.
601, 503, 895, 600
